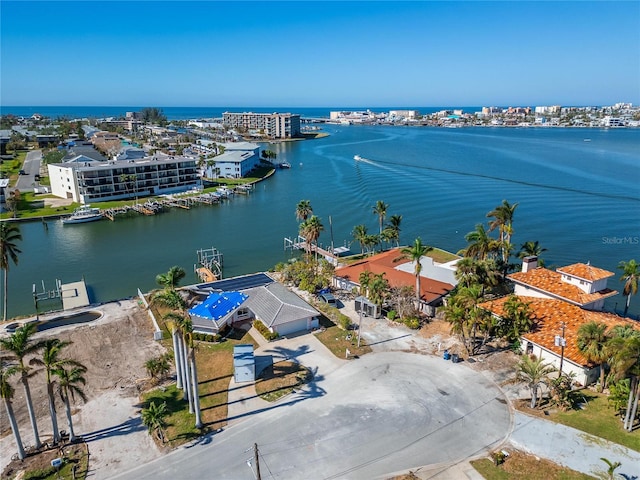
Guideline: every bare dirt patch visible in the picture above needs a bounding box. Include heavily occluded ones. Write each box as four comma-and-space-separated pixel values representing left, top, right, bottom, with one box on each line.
1, 299, 166, 478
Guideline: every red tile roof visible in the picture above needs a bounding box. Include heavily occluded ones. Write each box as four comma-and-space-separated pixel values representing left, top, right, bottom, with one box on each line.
480, 296, 639, 367
335, 249, 453, 303
557, 263, 615, 282
509, 268, 617, 306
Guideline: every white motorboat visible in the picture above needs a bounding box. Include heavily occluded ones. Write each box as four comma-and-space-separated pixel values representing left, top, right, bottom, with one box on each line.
354, 155, 362, 161
62, 205, 103, 224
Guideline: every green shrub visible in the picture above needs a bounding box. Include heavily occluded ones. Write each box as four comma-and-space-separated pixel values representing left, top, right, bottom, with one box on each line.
337, 315, 352, 331
403, 317, 420, 329
387, 310, 397, 321
253, 320, 280, 341
193, 332, 221, 343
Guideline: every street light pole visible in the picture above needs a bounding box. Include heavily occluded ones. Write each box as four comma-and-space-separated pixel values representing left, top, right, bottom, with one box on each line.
557, 322, 567, 378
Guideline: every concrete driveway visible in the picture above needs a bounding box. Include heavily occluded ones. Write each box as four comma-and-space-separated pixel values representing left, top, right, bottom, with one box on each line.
114, 351, 511, 480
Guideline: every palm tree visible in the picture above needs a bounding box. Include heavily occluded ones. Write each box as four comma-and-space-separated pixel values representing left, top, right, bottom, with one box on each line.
358, 271, 373, 298
368, 273, 389, 314
577, 321, 609, 392
0, 323, 44, 448
31, 339, 83, 444
372, 200, 388, 235
618, 259, 639, 316
607, 333, 640, 431
500, 295, 533, 341
458, 224, 498, 261
164, 312, 186, 391
295, 200, 313, 222
300, 215, 324, 257
352, 224, 368, 255
141, 400, 169, 443
517, 355, 554, 409
0, 222, 22, 321
397, 238, 433, 306
597, 457, 622, 480
518, 240, 547, 260
183, 319, 203, 429
487, 200, 518, 263
155, 266, 186, 291
387, 214, 402, 247
151, 289, 186, 311
1, 361, 25, 460
54, 364, 87, 442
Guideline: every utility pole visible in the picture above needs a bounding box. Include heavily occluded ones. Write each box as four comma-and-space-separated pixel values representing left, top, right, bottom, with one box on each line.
556, 322, 567, 378
253, 443, 262, 480
357, 306, 363, 348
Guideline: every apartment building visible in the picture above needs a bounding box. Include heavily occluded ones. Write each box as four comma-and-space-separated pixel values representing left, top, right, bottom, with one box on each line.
47, 153, 200, 203
222, 112, 301, 139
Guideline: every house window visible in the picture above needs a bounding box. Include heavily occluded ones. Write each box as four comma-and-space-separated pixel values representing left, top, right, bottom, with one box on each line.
525, 343, 533, 355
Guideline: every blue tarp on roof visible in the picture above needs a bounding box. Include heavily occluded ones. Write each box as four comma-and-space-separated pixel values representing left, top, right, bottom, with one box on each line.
189, 291, 248, 321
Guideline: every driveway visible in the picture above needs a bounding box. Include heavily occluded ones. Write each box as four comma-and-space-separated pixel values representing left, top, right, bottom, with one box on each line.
114, 351, 512, 480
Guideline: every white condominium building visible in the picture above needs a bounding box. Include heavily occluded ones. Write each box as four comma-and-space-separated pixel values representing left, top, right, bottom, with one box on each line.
47, 153, 200, 204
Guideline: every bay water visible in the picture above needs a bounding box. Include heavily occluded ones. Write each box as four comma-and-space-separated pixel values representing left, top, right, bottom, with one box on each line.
3, 125, 639, 318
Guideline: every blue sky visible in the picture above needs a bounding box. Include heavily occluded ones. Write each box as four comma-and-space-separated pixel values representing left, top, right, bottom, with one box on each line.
1, 1, 639, 107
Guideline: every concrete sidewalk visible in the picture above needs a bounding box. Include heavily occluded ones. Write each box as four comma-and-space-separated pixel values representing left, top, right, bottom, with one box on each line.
510, 411, 640, 479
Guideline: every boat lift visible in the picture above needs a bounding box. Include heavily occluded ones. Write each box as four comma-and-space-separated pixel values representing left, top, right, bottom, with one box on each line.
195, 247, 223, 283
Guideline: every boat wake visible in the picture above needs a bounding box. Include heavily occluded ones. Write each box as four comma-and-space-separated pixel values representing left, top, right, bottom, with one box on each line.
354, 154, 640, 203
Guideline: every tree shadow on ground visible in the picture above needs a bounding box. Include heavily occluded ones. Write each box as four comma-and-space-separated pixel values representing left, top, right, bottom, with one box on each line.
81, 417, 145, 443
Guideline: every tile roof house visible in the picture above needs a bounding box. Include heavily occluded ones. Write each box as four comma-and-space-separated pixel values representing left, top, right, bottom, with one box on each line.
481, 257, 634, 386
509, 257, 617, 310
333, 248, 455, 316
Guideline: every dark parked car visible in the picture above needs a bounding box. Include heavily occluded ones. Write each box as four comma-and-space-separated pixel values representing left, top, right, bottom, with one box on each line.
34, 174, 40, 181
18, 169, 26, 175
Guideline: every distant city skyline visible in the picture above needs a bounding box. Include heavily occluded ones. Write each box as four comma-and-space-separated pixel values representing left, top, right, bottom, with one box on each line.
1, 1, 639, 107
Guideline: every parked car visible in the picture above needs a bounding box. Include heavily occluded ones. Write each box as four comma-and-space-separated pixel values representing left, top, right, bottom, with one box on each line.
318, 292, 337, 306
18, 169, 26, 175
34, 174, 40, 181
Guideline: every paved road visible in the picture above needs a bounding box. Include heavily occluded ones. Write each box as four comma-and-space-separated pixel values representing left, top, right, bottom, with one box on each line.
14, 149, 42, 191
114, 352, 511, 480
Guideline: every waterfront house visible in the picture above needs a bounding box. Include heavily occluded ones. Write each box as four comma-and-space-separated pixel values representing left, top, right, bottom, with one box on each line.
333, 248, 456, 317
189, 273, 320, 337
480, 295, 638, 386
47, 152, 200, 203
480, 257, 630, 386
509, 257, 617, 311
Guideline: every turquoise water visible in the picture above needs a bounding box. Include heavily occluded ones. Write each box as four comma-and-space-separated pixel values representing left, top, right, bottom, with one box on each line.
4, 125, 639, 318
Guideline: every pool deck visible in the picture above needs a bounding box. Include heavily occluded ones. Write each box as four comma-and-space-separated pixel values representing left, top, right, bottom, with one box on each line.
61, 280, 90, 310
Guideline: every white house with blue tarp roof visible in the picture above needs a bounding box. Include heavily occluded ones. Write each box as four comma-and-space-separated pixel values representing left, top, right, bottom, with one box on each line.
188, 273, 321, 336
188, 291, 250, 334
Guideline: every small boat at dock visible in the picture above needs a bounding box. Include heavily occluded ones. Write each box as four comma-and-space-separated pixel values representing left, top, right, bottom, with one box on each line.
62, 205, 103, 224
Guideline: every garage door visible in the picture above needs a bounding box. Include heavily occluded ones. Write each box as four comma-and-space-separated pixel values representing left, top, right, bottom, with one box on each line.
275, 318, 309, 336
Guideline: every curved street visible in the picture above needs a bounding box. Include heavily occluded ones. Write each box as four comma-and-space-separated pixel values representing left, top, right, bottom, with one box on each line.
114, 351, 511, 480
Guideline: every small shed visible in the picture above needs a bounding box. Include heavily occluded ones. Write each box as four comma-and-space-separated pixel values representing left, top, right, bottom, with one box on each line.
233, 344, 255, 383
355, 296, 380, 319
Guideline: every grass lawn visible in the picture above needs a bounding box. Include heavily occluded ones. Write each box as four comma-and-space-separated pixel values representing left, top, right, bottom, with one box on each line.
314, 314, 372, 359
255, 360, 311, 402
141, 328, 258, 447
515, 391, 640, 453
0, 150, 27, 180
471, 450, 595, 479
427, 247, 461, 263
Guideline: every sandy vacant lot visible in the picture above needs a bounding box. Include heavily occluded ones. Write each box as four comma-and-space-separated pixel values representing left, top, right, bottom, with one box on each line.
1, 299, 166, 478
